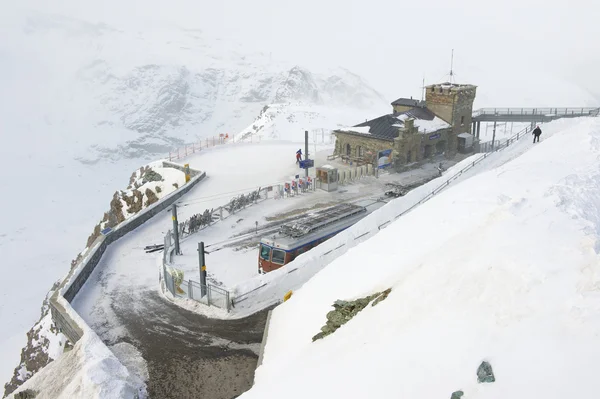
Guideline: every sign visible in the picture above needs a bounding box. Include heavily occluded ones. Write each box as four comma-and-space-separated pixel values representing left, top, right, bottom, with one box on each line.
428, 133, 441, 140
184, 163, 191, 183
299, 159, 314, 169
377, 149, 393, 169
100, 227, 112, 235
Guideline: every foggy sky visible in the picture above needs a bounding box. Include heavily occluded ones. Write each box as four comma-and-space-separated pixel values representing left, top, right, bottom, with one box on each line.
6, 0, 600, 104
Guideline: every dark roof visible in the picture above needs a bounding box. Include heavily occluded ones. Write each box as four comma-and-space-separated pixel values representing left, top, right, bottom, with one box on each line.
339, 107, 443, 141
391, 97, 424, 107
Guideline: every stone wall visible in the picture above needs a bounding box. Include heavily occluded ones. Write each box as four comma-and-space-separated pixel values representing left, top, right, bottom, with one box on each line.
333, 132, 394, 159
425, 84, 477, 156
392, 119, 452, 165
50, 164, 206, 344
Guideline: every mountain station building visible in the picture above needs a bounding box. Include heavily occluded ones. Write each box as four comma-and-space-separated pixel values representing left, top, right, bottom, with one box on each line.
332, 82, 477, 168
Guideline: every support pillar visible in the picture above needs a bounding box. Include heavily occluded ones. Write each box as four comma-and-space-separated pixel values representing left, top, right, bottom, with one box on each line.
305, 130, 309, 179
491, 121, 497, 150
172, 204, 180, 255
198, 242, 207, 297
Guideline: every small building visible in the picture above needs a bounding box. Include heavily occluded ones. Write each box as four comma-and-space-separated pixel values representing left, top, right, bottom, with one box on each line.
391, 97, 425, 113
333, 82, 477, 168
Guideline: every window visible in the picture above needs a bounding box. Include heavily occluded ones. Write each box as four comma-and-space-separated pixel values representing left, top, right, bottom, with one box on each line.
260, 244, 271, 261
460, 115, 465, 126
346, 143, 351, 156
357, 146, 364, 157
431, 87, 435, 93
272, 249, 286, 265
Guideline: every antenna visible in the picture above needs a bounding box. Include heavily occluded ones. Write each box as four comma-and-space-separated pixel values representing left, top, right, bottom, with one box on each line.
448, 49, 457, 83
421, 76, 425, 102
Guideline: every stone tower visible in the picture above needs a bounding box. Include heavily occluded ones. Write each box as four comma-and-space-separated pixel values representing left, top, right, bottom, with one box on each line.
425, 82, 477, 135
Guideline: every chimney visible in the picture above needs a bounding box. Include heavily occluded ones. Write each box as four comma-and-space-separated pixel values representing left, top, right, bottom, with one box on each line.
404, 118, 415, 133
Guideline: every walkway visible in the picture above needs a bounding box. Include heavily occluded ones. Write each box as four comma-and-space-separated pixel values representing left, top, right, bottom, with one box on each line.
471, 107, 599, 138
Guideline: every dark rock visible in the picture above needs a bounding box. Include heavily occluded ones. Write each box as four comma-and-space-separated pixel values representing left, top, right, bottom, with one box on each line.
142, 169, 163, 184
477, 361, 495, 383
450, 390, 464, 399
312, 288, 392, 342
372, 288, 392, 307
312, 332, 326, 342
145, 188, 159, 207
14, 389, 38, 399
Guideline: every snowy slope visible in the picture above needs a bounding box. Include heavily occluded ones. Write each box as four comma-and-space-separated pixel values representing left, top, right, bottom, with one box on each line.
242, 117, 600, 398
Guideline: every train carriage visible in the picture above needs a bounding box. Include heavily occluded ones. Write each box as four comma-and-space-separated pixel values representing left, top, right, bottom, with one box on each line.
258, 203, 369, 273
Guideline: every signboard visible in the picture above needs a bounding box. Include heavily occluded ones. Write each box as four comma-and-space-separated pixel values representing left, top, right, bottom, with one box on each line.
428, 133, 441, 140
377, 149, 393, 169
299, 159, 314, 169
100, 227, 112, 235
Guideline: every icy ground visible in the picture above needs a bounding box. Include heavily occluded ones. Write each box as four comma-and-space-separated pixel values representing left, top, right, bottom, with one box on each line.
241, 117, 600, 399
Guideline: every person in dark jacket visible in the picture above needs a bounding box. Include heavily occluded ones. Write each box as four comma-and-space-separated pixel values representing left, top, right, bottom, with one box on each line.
532, 125, 542, 143
296, 149, 302, 163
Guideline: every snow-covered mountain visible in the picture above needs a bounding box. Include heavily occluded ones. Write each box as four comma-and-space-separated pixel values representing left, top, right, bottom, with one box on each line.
0, 9, 387, 389
3, 12, 387, 163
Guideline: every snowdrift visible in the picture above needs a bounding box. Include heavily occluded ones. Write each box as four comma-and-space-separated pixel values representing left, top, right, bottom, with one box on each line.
242, 117, 600, 398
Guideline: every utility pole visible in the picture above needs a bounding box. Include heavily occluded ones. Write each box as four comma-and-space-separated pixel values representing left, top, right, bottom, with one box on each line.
305, 130, 309, 179
491, 121, 497, 151
198, 242, 207, 297
172, 204, 180, 255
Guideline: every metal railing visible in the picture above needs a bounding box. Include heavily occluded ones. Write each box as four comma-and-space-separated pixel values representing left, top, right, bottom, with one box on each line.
473, 107, 599, 117
377, 124, 533, 230
168, 135, 229, 162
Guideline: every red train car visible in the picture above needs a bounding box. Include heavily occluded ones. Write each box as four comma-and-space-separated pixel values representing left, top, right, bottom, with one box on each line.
258, 203, 368, 273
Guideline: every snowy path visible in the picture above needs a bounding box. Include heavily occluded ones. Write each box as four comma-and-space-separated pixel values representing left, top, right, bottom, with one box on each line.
70, 142, 334, 397
69, 140, 449, 396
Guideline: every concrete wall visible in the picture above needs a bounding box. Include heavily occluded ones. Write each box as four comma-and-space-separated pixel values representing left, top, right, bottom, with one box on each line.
50, 163, 206, 344
162, 160, 202, 177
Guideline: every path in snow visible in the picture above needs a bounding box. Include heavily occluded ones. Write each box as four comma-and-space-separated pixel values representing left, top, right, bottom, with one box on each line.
70, 141, 448, 397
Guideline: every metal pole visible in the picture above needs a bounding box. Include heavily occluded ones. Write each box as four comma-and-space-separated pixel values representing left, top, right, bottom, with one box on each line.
305, 130, 309, 179
172, 204, 180, 255
491, 121, 497, 151
198, 242, 207, 297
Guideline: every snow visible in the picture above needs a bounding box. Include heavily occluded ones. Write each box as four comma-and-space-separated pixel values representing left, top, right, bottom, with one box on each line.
0, 9, 387, 385
396, 112, 450, 133
1, 2, 597, 391
336, 126, 371, 135
241, 117, 600, 398
8, 331, 145, 399
235, 103, 381, 143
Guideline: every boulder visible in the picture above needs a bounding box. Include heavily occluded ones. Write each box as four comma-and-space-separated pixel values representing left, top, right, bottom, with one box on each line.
477, 361, 495, 383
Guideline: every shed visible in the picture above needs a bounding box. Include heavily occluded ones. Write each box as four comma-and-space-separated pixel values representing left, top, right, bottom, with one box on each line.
316, 165, 338, 192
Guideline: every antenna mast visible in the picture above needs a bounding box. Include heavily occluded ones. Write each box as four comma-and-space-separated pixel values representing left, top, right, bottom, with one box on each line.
449, 49, 455, 83
421, 76, 425, 102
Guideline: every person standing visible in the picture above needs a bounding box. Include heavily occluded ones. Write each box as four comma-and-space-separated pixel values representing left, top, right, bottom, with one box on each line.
296, 149, 303, 163
532, 125, 542, 143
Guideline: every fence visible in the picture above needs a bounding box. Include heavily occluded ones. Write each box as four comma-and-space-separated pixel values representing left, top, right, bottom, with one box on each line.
161, 184, 276, 311
168, 135, 229, 162
337, 164, 374, 184
161, 228, 233, 311
473, 107, 600, 117
177, 186, 271, 238
376, 125, 533, 230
